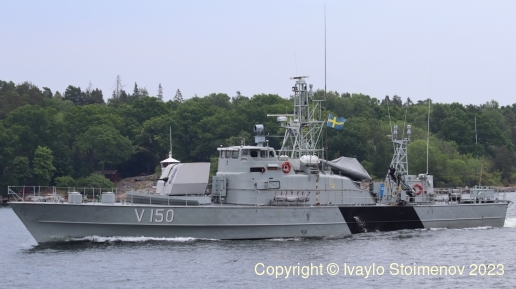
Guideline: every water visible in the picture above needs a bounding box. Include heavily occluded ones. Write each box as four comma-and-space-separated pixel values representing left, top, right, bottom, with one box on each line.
2, 194, 516, 288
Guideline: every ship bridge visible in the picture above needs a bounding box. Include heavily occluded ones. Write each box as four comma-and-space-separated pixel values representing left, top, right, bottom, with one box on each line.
218, 146, 277, 160
217, 145, 282, 173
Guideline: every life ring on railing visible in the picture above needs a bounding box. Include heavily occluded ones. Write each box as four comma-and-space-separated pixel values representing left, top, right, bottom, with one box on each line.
413, 183, 423, 195
261, 167, 265, 173
282, 162, 292, 173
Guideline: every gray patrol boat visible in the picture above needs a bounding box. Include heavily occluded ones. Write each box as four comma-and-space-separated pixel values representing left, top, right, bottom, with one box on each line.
9, 76, 511, 243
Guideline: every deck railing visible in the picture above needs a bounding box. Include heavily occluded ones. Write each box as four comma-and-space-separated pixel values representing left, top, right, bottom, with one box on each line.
7, 186, 118, 203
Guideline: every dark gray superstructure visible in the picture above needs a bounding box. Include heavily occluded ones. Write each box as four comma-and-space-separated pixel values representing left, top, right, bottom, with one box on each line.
8, 76, 510, 244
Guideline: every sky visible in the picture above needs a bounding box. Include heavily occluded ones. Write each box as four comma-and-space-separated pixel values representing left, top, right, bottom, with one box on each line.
1, 0, 515, 106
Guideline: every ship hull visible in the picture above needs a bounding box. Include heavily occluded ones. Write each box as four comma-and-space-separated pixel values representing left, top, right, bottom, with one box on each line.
339, 202, 509, 233
10, 201, 509, 243
9, 202, 350, 243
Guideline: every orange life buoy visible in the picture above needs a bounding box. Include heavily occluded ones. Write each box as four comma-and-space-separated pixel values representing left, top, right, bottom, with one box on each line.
413, 183, 423, 195
282, 162, 291, 173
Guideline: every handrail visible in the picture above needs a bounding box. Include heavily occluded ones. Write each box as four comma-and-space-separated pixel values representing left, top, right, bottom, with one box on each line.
7, 186, 117, 202
7, 186, 23, 202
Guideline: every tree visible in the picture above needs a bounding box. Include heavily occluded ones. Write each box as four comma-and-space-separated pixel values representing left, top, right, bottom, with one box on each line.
42, 87, 53, 98
0, 123, 12, 166
55, 175, 75, 187
138, 87, 149, 97
4, 105, 60, 162
1, 77, 516, 187
54, 91, 62, 100
33, 146, 56, 185
0, 123, 16, 192
11, 156, 32, 185
231, 92, 249, 108
205, 93, 231, 109
174, 89, 184, 102
82, 82, 105, 105
108, 76, 127, 106
0, 81, 48, 118
64, 85, 86, 105
75, 125, 134, 170
113, 75, 124, 99
131, 96, 168, 124
157, 84, 163, 100
119, 90, 129, 103
392, 95, 403, 107
133, 82, 140, 99
76, 173, 114, 188
89, 88, 105, 104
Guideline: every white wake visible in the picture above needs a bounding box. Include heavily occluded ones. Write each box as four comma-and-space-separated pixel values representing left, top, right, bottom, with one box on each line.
69, 236, 215, 243
504, 217, 516, 228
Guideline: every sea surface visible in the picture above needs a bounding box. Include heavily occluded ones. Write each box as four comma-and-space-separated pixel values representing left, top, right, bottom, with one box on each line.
1, 193, 516, 289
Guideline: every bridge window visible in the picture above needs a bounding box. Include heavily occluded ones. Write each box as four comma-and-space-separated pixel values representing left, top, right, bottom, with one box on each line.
260, 150, 267, 158
250, 150, 259, 158
242, 149, 249, 156
225, 150, 231, 158
232, 150, 239, 159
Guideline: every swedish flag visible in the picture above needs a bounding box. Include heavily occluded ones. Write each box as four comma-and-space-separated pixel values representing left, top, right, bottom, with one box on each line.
327, 114, 346, 130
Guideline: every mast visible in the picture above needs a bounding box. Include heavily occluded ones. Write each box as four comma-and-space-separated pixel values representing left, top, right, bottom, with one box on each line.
268, 5, 326, 160
269, 77, 324, 159
390, 124, 411, 176
324, 3, 328, 164
426, 99, 430, 174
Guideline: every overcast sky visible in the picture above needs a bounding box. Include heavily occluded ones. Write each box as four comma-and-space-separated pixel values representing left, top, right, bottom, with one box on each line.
1, 0, 515, 106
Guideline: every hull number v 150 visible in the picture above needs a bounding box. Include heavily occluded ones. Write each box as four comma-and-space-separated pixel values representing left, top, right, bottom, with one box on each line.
135, 209, 174, 223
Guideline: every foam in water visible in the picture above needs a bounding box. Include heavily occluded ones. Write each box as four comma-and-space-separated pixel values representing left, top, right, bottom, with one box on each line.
504, 217, 516, 228
69, 235, 209, 243
461, 226, 492, 230
429, 227, 448, 231
267, 238, 302, 242
429, 226, 494, 231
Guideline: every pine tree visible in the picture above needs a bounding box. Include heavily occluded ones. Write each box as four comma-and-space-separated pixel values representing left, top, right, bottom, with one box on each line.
158, 84, 163, 100
173, 89, 184, 102
133, 82, 140, 98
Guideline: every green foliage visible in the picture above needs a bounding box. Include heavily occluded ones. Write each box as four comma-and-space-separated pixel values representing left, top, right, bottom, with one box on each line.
11, 156, 32, 184
1, 78, 516, 192
154, 165, 162, 176
55, 174, 116, 188
33, 146, 56, 185
210, 156, 218, 177
55, 175, 75, 187
64, 85, 84, 105
0, 81, 50, 118
76, 124, 134, 170
76, 174, 114, 188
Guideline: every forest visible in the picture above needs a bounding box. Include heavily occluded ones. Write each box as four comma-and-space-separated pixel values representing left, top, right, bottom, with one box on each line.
1, 78, 515, 196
